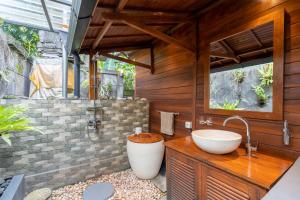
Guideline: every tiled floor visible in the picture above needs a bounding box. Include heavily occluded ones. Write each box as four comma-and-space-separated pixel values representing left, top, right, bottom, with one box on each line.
51, 170, 165, 200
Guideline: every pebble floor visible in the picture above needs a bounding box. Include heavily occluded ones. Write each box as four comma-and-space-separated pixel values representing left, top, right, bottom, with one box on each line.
51, 170, 165, 200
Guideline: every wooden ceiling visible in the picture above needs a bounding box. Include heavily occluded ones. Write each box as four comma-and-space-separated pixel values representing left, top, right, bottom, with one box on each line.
80, 0, 219, 53
210, 22, 274, 68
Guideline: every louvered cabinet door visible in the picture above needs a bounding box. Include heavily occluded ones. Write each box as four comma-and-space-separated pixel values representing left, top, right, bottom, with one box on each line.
166, 149, 199, 200
201, 165, 267, 200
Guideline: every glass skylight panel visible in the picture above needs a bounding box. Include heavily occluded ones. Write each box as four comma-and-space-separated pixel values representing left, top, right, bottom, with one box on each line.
0, 0, 71, 32
45, 0, 71, 32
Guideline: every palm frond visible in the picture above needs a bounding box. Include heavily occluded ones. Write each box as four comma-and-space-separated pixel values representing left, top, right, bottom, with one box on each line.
0, 105, 43, 145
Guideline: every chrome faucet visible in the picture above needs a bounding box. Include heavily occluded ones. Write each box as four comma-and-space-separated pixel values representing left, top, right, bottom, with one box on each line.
223, 115, 257, 157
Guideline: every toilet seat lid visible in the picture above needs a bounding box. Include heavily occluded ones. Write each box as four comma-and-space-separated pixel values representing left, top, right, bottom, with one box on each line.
128, 133, 164, 143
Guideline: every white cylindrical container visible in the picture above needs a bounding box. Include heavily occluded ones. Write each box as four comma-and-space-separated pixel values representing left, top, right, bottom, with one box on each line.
127, 133, 164, 179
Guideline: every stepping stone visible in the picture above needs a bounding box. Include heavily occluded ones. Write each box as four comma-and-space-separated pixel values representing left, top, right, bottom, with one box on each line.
83, 183, 114, 200
24, 188, 52, 200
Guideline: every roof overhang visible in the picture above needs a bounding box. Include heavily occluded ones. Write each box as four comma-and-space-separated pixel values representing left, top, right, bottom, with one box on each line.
67, 0, 98, 55
67, 0, 224, 55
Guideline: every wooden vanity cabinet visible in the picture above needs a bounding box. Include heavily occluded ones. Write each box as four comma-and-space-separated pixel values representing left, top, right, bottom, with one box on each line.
201, 165, 267, 200
166, 148, 200, 200
166, 148, 267, 200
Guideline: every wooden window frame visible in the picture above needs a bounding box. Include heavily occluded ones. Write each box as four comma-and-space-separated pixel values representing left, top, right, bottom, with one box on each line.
203, 10, 285, 120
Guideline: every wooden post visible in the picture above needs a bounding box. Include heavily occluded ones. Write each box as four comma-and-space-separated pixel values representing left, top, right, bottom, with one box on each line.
89, 53, 97, 100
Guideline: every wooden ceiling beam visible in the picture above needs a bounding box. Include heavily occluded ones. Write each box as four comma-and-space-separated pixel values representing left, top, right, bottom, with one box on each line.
100, 44, 151, 53
210, 53, 238, 60
101, 13, 195, 53
101, 12, 190, 23
195, 0, 225, 16
92, 21, 113, 49
219, 40, 235, 54
218, 40, 240, 63
249, 29, 264, 47
81, 44, 151, 54
166, 22, 192, 35
210, 46, 273, 65
166, 0, 225, 35
100, 52, 152, 70
97, 6, 190, 18
116, 0, 128, 12
92, 0, 128, 49
89, 22, 177, 29
86, 34, 149, 40
123, 20, 194, 53
238, 46, 273, 57
90, 23, 176, 29
89, 0, 225, 51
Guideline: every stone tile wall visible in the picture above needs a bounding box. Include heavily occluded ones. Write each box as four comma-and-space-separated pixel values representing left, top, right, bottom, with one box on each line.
0, 99, 149, 192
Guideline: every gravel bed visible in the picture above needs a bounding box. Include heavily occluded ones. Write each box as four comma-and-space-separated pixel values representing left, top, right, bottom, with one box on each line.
51, 170, 165, 200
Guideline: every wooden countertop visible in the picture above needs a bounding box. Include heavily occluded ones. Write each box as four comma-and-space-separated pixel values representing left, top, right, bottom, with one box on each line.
165, 136, 294, 190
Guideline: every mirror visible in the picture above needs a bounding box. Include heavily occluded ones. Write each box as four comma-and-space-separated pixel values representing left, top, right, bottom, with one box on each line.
209, 22, 273, 112
204, 11, 284, 120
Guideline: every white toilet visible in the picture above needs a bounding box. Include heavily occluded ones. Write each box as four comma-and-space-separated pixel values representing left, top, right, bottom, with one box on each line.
127, 133, 165, 179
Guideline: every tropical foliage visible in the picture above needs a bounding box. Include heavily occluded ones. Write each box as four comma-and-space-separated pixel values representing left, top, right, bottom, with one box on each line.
252, 85, 269, 105
258, 63, 273, 86
16, 64, 23, 74
98, 53, 135, 91
0, 19, 40, 57
233, 69, 246, 83
215, 100, 242, 110
0, 105, 42, 145
100, 82, 113, 99
252, 62, 273, 105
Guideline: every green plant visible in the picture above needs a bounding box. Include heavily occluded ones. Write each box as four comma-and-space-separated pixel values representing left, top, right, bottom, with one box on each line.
16, 64, 23, 74
115, 61, 135, 92
0, 20, 40, 57
258, 63, 273, 86
252, 85, 269, 105
0, 105, 42, 145
2, 95, 17, 99
215, 100, 241, 110
233, 69, 246, 83
81, 79, 89, 89
100, 82, 113, 99
97, 53, 135, 92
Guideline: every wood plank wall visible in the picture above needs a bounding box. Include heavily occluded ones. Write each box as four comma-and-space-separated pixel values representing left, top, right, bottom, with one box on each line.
134, 25, 197, 139
135, 0, 300, 159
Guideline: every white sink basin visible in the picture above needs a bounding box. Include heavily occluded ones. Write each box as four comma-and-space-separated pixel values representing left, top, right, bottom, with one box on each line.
191, 129, 242, 154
